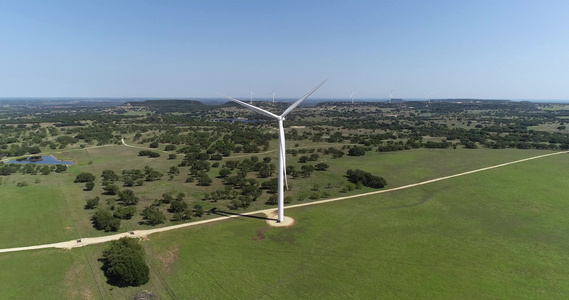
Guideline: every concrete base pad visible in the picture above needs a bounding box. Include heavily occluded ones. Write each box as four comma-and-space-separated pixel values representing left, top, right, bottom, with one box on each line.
263, 210, 296, 227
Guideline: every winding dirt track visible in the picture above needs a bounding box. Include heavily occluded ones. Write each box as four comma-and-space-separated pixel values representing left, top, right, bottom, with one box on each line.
0, 150, 565, 254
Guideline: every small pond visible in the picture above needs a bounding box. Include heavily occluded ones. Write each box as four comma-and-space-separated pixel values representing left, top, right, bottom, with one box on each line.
6, 155, 74, 165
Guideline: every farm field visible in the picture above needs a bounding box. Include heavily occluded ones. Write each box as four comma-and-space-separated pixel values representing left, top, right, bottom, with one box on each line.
0, 150, 567, 299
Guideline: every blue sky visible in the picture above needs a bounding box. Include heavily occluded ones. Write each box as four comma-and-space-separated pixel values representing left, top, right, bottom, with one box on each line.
0, 0, 568, 100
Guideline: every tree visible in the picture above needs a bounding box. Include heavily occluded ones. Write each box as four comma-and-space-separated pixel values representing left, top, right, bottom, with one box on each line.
145, 170, 163, 181
101, 237, 149, 287
315, 162, 329, 171
85, 196, 100, 209
193, 204, 204, 217
40, 165, 52, 175
92, 209, 120, 231
85, 181, 95, 191
348, 146, 366, 156
113, 206, 136, 219
161, 193, 174, 204
197, 172, 212, 186
346, 169, 386, 188
103, 184, 120, 195
168, 166, 179, 175
74, 172, 95, 183
54, 164, 67, 173
102, 169, 119, 182
142, 206, 166, 225
169, 200, 190, 221
119, 189, 139, 205
218, 168, 231, 178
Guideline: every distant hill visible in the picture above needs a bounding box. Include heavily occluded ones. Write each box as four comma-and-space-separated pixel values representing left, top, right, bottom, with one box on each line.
432, 99, 511, 103
125, 100, 215, 113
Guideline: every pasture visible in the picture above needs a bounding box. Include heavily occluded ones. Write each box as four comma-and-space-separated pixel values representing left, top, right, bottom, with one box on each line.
0, 149, 567, 299
0, 145, 556, 247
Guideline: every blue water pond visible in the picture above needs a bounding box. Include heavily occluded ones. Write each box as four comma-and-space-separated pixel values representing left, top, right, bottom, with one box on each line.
6, 155, 74, 165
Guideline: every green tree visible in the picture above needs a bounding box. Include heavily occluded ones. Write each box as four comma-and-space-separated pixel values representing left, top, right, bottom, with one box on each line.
169, 200, 188, 214
113, 206, 136, 219
40, 165, 52, 175
197, 172, 212, 186
102, 169, 119, 182
142, 206, 166, 225
101, 237, 149, 287
103, 184, 120, 195
315, 162, 329, 171
74, 172, 95, 183
92, 209, 120, 231
348, 146, 366, 156
85, 196, 100, 209
193, 204, 204, 217
119, 189, 139, 205
54, 165, 67, 173
85, 181, 95, 191
218, 168, 231, 178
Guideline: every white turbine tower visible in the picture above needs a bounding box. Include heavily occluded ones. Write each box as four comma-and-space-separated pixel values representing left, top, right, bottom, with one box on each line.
427, 91, 431, 104
389, 89, 394, 104
272, 89, 276, 103
249, 91, 255, 104
220, 79, 327, 223
350, 91, 357, 104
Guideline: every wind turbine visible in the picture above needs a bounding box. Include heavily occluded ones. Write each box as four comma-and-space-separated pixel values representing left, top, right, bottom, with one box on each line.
427, 91, 431, 104
272, 89, 276, 103
249, 90, 254, 104
389, 90, 394, 104
350, 91, 357, 104
219, 79, 327, 223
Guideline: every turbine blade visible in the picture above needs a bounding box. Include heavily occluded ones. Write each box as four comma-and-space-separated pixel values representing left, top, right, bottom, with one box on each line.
281, 79, 328, 117
217, 93, 279, 119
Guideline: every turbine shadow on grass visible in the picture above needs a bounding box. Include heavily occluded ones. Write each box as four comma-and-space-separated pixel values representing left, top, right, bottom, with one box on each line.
210, 208, 278, 222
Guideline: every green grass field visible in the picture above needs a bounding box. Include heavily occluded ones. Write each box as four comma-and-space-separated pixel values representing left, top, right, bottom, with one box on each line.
0, 146, 558, 247
0, 149, 568, 299
138, 152, 569, 299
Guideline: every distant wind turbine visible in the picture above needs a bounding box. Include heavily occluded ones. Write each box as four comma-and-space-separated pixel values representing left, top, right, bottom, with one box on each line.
427, 91, 431, 104
389, 90, 394, 104
272, 89, 276, 103
249, 90, 254, 104
350, 91, 357, 104
219, 79, 328, 223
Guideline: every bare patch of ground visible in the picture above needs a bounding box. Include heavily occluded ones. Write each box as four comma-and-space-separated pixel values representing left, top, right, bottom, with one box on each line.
65, 262, 94, 300
156, 244, 179, 274
252, 227, 269, 241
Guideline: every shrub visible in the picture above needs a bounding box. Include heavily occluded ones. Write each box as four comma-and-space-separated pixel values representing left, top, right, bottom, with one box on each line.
113, 206, 136, 219
85, 196, 100, 209
74, 172, 95, 183
346, 169, 386, 188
